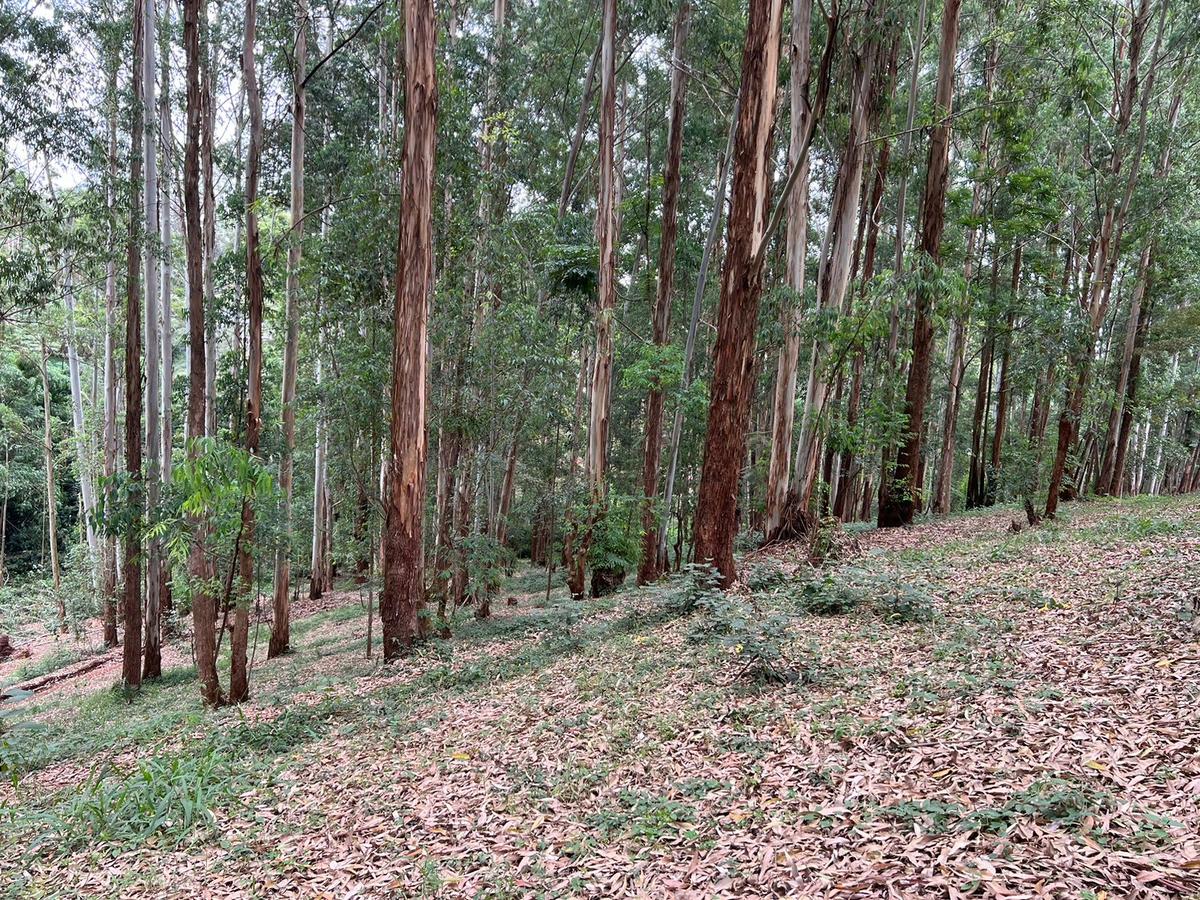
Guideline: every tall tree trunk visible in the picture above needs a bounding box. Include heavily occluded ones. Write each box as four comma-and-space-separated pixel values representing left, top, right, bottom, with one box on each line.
43, 154, 97, 576
310, 353, 331, 598
432, 424, 460, 617
763, 0, 810, 540
587, 0, 618, 500
201, 0, 218, 440
1148, 357, 1175, 495
1046, 0, 1161, 517
63, 279, 101, 575
878, 0, 962, 528
1111, 270, 1153, 496
270, 0, 307, 659
932, 31, 996, 515
123, 0, 146, 690
141, 0, 163, 680
877, 0, 927, 515
987, 262, 1018, 503
637, 0, 690, 584
558, 41, 602, 222
793, 9, 880, 510
183, 0, 221, 705
0, 445, 8, 589
309, 38, 334, 599
158, 3, 175, 632
102, 78, 120, 647
231, 0, 264, 703
381, 0, 436, 659
692, 0, 784, 585
566, 0, 619, 601
833, 59, 894, 522
1098, 88, 1180, 495
495, 428, 520, 547
39, 339, 64, 630
966, 259, 1001, 508
1098, 246, 1150, 496
658, 106, 738, 569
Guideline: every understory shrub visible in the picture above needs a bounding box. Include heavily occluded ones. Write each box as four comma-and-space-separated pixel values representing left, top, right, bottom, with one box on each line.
689, 591, 824, 685
741, 560, 790, 592
795, 574, 864, 616
654, 563, 724, 616
872, 578, 937, 624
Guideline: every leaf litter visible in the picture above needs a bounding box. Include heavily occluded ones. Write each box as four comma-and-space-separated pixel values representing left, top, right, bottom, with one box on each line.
2, 495, 1199, 898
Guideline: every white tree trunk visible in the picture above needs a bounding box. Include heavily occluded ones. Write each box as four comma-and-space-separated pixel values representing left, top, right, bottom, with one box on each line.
63, 284, 101, 573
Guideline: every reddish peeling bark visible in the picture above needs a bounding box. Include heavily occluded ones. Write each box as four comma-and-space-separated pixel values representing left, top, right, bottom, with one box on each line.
381, 0, 437, 659
692, 0, 784, 585
122, 0, 146, 691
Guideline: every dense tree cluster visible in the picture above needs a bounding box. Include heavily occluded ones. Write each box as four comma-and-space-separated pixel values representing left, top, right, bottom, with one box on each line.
1, 0, 1198, 701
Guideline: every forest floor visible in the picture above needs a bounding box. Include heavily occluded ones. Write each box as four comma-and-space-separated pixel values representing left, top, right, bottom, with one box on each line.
1, 495, 1199, 898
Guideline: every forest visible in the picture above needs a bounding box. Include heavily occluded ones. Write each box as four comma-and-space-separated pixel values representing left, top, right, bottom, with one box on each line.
1, 0, 1200, 893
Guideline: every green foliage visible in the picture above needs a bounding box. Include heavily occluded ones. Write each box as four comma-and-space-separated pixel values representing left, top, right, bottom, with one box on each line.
543, 240, 597, 298
880, 778, 1172, 848
2, 646, 81, 688
459, 532, 516, 601
741, 560, 789, 593
880, 798, 965, 834
44, 747, 236, 850
962, 778, 1112, 836
621, 342, 683, 395
1087, 513, 1182, 541
156, 437, 280, 612
653, 563, 723, 616
872, 578, 937, 624
795, 574, 864, 616
0, 690, 33, 785
689, 590, 820, 686
587, 789, 697, 842
586, 496, 641, 575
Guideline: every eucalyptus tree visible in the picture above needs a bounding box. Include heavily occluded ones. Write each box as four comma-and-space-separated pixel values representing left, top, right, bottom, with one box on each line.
232, 0, 265, 702
693, 0, 785, 585
269, 0, 308, 660
184, 0, 222, 706
123, 0, 147, 691
381, 0, 437, 659
637, 0, 690, 584
878, 0, 963, 527
564, 0, 618, 601
142, 0, 164, 679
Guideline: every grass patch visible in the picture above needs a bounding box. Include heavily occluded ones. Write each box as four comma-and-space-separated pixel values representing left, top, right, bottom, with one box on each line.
3, 646, 90, 689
